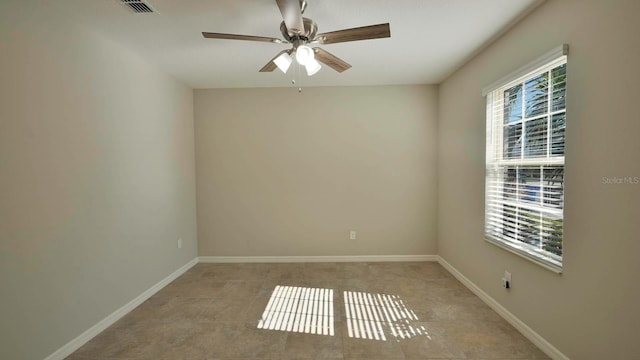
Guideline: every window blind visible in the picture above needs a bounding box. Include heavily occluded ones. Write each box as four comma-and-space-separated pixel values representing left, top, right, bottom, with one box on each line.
485, 51, 567, 272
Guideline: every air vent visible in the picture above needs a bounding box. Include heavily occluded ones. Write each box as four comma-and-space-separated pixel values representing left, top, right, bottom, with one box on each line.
119, 0, 155, 14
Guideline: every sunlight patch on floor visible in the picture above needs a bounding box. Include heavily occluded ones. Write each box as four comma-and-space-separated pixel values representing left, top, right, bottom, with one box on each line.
256, 285, 430, 341
344, 291, 429, 341
257, 285, 334, 336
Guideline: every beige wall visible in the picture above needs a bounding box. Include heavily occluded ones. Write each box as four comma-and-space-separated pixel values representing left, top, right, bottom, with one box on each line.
195, 86, 437, 257
437, 0, 640, 359
4, 0, 639, 359
0, 2, 197, 359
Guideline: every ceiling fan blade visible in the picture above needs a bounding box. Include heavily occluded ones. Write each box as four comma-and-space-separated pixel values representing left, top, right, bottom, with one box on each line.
202, 32, 284, 43
314, 48, 352, 73
276, 0, 305, 35
316, 23, 390, 45
259, 49, 291, 72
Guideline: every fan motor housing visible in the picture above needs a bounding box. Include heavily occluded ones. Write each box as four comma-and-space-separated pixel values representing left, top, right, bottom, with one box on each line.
280, 17, 317, 42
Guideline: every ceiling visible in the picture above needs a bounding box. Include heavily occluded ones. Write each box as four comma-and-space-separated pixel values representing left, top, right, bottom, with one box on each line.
57, 0, 540, 89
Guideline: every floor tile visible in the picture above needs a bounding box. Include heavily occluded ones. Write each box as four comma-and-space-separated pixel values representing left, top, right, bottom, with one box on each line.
65, 262, 548, 360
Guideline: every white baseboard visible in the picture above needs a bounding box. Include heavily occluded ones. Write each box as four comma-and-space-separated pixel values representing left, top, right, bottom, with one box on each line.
199, 254, 438, 263
44, 257, 198, 360
436, 256, 570, 360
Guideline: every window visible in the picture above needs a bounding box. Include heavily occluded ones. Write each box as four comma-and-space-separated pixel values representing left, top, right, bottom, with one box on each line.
484, 46, 567, 272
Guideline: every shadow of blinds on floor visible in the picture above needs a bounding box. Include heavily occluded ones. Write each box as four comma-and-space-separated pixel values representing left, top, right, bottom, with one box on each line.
344, 291, 429, 341
257, 285, 335, 336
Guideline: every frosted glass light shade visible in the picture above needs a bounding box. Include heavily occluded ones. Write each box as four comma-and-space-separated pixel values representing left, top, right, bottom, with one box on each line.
295, 45, 314, 66
273, 52, 292, 73
305, 58, 321, 76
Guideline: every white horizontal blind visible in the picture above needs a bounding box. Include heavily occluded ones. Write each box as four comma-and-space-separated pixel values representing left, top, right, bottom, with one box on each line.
485, 54, 567, 271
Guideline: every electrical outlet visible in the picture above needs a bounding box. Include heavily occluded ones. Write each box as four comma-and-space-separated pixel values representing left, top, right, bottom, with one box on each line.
349, 231, 357, 240
503, 271, 511, 289
177, 238, 183, 249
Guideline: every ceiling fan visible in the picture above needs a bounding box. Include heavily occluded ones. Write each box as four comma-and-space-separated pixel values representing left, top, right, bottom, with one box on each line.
202, 0, 391, 76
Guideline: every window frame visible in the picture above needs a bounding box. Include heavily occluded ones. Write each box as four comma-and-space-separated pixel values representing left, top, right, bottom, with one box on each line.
483, 45, 568, 274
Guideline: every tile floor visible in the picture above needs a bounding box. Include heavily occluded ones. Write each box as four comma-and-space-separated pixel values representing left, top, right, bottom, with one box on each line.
66, 262, 549, 360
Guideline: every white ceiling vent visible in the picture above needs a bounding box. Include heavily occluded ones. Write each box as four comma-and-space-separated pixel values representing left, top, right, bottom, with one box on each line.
119, 0, 156, 14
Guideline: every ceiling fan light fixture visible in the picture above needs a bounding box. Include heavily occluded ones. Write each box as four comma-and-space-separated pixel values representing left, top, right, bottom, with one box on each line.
202, 2, 390, 77
295, 45, 314, 65
305, 58, 321, 76
273, 52, 293, 73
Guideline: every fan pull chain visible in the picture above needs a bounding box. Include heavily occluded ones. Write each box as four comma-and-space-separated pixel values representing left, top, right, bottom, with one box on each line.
296, 62, 303, 93
287, 63, 304, 93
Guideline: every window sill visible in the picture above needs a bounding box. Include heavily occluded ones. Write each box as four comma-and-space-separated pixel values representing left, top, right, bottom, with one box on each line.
484, 237, 563, 274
